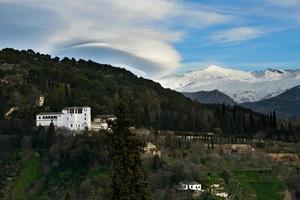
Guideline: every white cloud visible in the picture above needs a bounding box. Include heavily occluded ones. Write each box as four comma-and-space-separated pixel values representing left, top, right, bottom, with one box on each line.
210, 27, 265, 43
0, 0, 231, 76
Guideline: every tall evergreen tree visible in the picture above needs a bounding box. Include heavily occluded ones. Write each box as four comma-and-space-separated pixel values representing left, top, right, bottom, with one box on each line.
108, 100, 151, 200
46, 122, 56, 148
273, 110, 277, 129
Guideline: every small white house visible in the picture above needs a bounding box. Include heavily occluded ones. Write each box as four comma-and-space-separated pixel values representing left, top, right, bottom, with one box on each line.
177, 182, 202, 191
36, 106, 91, 131
215, 192, 229, 198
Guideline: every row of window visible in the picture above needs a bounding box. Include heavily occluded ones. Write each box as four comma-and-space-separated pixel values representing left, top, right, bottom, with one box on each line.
67, 117, 87, 120
69, 108, 88, 114
38, 116, 88, 121
69, 113, 87, 117
70, 122, 87, 128
39, 115, 58, 120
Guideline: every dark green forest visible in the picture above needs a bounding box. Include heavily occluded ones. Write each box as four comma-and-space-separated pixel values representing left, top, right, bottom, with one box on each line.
0, 48, 299, 140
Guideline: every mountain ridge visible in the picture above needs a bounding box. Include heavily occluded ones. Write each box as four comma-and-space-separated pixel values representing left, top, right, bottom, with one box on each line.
182, 89, 237, 106
242, 85, 300, 117
158, 65, 300, 103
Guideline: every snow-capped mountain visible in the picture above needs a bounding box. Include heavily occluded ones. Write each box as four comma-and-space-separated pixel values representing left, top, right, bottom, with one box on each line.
158, 65, 300, 103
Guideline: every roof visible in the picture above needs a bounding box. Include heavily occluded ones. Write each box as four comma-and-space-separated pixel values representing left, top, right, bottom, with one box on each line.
63, 106, 90, 110
37, 112, 63, 115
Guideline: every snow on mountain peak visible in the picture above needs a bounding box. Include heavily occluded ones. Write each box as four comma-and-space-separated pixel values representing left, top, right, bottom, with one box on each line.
203, 65, 225, 71
158, 66, 300, 103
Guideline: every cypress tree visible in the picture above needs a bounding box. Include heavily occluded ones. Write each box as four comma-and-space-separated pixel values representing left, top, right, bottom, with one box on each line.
46, 122, 56, 148
273, 110, 277, 129
108, 100, 151, 200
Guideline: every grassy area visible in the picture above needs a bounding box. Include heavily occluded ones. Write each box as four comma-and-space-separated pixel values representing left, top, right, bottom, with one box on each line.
11, 152, 43, 200
233, 170, 286, 200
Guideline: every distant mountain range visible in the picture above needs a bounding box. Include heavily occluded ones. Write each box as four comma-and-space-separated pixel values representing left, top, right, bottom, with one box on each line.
159, 65, 300, 117
183, 90, 237, 106
158, 65, 300, 103
182, 87, 300, 117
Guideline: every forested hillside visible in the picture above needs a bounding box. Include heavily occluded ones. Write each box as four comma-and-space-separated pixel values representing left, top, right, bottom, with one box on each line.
0, 48, 298, 139
183, 90, 237, 106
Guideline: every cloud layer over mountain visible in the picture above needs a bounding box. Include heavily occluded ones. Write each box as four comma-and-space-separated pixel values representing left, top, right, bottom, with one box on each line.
0, 0, 231, 76
1, 0, 300, 77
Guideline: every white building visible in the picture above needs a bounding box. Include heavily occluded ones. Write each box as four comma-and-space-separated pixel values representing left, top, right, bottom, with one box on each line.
177, 182, 202, 191
36, 96, 44, 107
36, 106, 91, 131
91, 115, 116, 131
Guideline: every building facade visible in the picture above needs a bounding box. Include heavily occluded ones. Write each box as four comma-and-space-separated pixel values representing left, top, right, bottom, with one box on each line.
36, 106, 91, 131
91, 115, 116, 131
177, 182, 202, 191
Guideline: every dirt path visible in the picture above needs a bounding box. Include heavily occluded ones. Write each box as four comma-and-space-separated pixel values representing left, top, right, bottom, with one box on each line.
4, 106, 19, 118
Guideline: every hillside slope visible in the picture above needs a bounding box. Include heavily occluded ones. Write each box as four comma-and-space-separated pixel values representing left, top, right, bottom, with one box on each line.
0, 48, 287, 136
183, 90, 237, 106
242, 85, 300, 117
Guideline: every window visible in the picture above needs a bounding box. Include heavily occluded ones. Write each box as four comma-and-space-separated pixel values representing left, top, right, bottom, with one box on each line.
84, 118, 86, 120
70, 109, 74, 114
78, 109, 82, 114
71, 124, 73, 127
84, 113, 86, 116
39, 117, 41, 119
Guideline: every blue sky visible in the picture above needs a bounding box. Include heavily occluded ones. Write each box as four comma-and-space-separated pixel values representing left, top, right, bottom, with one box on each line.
1, 0, 300, 77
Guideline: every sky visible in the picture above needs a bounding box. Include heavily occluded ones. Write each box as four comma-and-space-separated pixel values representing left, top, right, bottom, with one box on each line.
1, 0, 300, 78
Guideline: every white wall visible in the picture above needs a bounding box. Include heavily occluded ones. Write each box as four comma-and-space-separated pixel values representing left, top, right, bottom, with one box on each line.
36, 107, 91, 131
36, 114, 61, 127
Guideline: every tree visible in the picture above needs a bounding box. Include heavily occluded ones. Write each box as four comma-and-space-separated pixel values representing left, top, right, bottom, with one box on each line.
108, 100, 151, 200
221, 170, 231, 184
32, 125, 46, 150
272, 110, 277, 129
46, 122, 56, 147
150, 155, 160, 171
